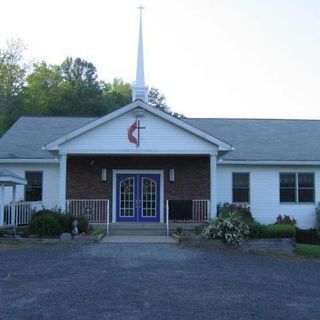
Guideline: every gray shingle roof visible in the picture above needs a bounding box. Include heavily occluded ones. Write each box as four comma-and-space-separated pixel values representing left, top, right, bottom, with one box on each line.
0, 117, 96, 159
0, 116, 320, 161
184, 118, 320, 161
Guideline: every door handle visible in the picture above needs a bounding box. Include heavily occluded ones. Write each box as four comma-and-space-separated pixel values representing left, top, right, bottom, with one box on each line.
136, 199, 141, 208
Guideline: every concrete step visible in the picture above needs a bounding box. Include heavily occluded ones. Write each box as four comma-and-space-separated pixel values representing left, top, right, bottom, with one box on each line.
109, 229, 167, 236
107, 223, 167, 236
91, 222, 206, 235
109, 223, 166, 230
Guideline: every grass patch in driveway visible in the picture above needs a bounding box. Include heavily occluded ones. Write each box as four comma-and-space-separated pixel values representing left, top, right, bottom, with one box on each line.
295, 244, 320, 259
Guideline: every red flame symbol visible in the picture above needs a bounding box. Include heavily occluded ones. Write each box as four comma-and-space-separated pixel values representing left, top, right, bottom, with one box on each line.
128, 120, 138, 145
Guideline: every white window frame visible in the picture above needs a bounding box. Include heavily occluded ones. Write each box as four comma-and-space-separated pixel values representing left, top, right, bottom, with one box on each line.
279, 172, 315, 204
24, 170, 43, 202
232, 172, 250, 204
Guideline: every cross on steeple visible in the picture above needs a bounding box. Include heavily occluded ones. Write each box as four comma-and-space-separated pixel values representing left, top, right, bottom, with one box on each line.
137, 4, 145, 16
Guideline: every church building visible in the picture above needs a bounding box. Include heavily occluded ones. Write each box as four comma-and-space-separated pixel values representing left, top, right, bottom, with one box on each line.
0, 9, 319, 230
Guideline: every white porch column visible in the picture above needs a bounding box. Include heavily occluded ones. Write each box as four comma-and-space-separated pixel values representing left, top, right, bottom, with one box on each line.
0, 185, 4, 226
209, 154, 217, 219
11, 185, 16, 234
58, 154, 67, 212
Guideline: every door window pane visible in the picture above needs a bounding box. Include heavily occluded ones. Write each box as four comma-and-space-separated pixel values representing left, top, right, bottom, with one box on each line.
142, 178, 156, 217
120, 177, 134, 217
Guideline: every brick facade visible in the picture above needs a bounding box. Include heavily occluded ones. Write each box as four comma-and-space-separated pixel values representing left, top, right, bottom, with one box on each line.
67, 155, 210, 212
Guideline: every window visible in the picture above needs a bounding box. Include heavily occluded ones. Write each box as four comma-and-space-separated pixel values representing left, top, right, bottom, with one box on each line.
232, 173, 250, 203
279, 173, 296, 202
280, 173, 314, 203
25, 171, 43, 201
298, 173, 314, 203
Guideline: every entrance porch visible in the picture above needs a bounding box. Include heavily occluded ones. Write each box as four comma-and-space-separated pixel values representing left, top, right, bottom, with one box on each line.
63, 155, 217, 228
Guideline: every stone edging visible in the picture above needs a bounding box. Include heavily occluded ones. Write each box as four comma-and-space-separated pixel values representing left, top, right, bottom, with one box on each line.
174, 234, 295, 254
0, 233, 105, 243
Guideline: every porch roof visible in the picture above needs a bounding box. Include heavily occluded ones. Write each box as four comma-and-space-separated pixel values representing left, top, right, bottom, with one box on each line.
0, 168, 27, 186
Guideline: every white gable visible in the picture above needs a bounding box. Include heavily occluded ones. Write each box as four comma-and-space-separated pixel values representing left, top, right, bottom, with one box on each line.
58, 109, 218, 154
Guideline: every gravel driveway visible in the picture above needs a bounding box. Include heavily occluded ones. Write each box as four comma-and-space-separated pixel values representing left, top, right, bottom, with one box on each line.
0, 242, 319, 320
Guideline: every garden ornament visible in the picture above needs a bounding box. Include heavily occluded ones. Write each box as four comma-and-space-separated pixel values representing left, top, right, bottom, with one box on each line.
72, 220, 79, 235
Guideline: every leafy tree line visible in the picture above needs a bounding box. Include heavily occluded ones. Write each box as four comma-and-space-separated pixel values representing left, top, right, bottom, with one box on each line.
0, 39, 182, 135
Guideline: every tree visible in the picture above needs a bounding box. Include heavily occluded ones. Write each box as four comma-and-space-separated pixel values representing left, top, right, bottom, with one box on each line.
103, 78, 131, 113
21, 57, 107, 117
148, 87, 184, 118
57, 57, 105, 116
21, 62, 63, 116
0, 39, 27, 132
148, 87, 168, 112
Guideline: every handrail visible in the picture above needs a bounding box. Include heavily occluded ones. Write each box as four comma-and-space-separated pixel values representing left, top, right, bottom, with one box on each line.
66, 199, 109, 223
4, 202, 40, 226
106, 199, 110, 236
166, 199, 169, 236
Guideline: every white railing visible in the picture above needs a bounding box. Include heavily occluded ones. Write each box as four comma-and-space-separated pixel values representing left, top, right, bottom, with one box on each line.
166, 199, 169, 236
192, 199, 210, 222
4, 202, 41, 226
106, 202, 110, 236
66, 199, 109, 223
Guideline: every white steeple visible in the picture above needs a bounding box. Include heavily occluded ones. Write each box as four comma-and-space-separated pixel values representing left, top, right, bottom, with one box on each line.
132, 5, 148, 103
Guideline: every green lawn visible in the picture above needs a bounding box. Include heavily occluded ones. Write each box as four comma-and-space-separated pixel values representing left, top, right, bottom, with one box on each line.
295, 244, 320, 259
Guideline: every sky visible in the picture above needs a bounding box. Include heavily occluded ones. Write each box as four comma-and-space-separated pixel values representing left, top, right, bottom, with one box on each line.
0, 0, 319, 119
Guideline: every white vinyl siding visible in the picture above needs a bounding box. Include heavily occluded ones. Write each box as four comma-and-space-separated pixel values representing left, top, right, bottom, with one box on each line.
2, 163, 59, 209
59, 110, 218, 154
217, 165, 319, 228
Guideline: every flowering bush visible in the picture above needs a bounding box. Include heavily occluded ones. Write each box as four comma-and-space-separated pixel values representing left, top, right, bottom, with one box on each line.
218, 202, 253, 222
202, 212, 250, 246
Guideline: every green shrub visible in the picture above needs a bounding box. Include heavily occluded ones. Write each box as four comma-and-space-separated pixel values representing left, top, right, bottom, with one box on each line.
217, 202, 253, 222
175, 227, 184, 236
295, 244, 320, 259
260, 224, 295, 239
296, 228, 320, 245
202, 212, 250, 245
247, 221, 267, 238
91, 228, 104, 236
29, 209, 89, 236
316, 204, 320, 231
29, 214, 63, 237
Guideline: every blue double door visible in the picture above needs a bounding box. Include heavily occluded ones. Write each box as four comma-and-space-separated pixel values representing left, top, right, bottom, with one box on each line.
116, 173, 161, 222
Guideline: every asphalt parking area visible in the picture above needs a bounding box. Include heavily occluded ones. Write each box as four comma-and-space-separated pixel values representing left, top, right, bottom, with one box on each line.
0, 242, 319, 320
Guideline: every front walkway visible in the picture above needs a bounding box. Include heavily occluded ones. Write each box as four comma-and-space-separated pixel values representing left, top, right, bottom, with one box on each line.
101, 235, 177, 243
0, 242, 319, 320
